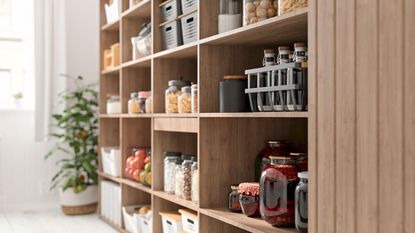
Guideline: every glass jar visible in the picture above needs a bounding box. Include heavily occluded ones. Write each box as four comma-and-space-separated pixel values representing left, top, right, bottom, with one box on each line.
294, 42, 307, 62
290, 152, 308, 172
178, 86, 192, 113
128, 92, 140, 114
238, 182, 260, 217
295, 171, 308, 233
260, 156, 299, 227
219, 0, 242, 33
182, 160, 193, 200
255, 140, 290, 181
278, 46, 291, 64
165, 78, 191, 113
278, 0, 308, 15
107, 95, 121, 114
243, 0, 277, 26
163, 152, 181, 194
263, 49, 277, 66
138, 91, 150, 113
191, 162, 199, 202
145, 93, 153, 113
174, 161, 184, 197
191, 84, 198, 113
228, 185, 242, 212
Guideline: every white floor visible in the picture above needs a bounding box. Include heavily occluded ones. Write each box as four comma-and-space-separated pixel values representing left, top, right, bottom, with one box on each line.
0, 209, 118, 233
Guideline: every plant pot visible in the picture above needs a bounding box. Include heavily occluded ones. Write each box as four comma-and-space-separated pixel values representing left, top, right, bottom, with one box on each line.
59, 185, 98, 215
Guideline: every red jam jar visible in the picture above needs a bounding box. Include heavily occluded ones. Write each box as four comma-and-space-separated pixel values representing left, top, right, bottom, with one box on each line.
290, 152, 308, 172
228, 185, 242, 212
238, 182, 260, 217
255, 140, 290, 181
260, 156, 299, 227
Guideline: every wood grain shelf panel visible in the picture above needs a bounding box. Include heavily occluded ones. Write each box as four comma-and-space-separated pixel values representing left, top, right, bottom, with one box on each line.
101, 66, 120, 75
199, 8, 308, 46
101, 19, 120, 31
121, 55, 152, 68
153, 42, 198, 59
154, 117, 198, 133
120, 178, 152, 194
199, 208, 296, 233
152, 191, 199, 211
199, 112, 308, 118
98, 171, 122, 183
152, 113, 198, 118
121, 113, 153, 118
121, 0, 151, 18
100, 114, 123, 118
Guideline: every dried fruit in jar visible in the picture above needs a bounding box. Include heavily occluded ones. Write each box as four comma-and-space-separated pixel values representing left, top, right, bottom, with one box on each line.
244, 0, 277, 26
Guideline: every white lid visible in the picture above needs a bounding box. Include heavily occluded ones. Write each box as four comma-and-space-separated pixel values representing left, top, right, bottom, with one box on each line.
298, 171, 308, 179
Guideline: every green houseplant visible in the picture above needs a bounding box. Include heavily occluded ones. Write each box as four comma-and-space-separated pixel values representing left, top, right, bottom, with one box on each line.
45, 76, 99, 215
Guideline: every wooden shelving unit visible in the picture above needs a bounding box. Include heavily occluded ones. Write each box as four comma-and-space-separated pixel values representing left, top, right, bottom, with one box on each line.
99, 1, 309, 232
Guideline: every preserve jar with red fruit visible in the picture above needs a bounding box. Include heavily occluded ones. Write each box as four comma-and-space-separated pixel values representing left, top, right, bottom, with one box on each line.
290, 152, 308, 172
228, 185, 242, 213
260, 156, 299, 227
255, 140, 290, 181
238, 182, 260, 217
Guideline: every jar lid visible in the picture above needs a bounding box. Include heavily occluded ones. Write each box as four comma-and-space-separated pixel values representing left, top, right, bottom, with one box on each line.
175, 159, 183, 165
168, 77, 191, 88
191, 83, 198, 89
267, 140, 289, 145
294, 42, 307, 48
223, 75, 245, 80
181, 154, 194, 161
181, 86, 191, 93
290, 152, 307, 157
182, 160, 193, 165
278, 46, 291, 51
130, 92, 138, 98
108, 95, 120, 100
298, 171, 308, 179
163, 151, 181, 157
191, 156, 198, 162
238, 182, 260, 196
264, 49, 276, 54
230, 185, 239, 191
269, 156, 296, 165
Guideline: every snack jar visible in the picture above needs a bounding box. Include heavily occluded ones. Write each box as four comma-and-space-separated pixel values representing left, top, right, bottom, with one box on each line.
174, 160, 184, 197
191, 84, 198, 113
278, 0, 308, 15
238, 182, 261, 217
255, 140, 290, 181
165, 77, 191, 113
295, 171, 308, 233
243, 0, 277, 26
128, 92, 140, 114
182, 160, 193, 200
228, 185, 242, 212
260, 156, 299, 227
178, 86, 192, 113
163, 152, 181, 194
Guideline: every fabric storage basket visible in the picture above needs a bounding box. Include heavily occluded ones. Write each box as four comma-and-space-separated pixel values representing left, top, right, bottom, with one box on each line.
101, 147, 121, 177
161, 19, 183, 50
160, 212, 183, 233
179, 209, 199, 233
161, 0, 181, 22
139, 211, 153, 233
180, 11, 198, 45
181, 0, 198, 14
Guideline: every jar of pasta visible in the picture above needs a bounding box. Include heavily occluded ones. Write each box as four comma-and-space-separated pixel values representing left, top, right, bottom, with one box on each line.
128, 92, 140, 114
165, 77, 191, 113
243, 0, 277, 26
278, 0, 308, 15
191, 84, 198, 113
178, 86, 192, 113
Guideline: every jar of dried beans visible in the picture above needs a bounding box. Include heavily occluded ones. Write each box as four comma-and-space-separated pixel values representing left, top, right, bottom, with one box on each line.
182, 160, 193, 200
238, 182, 261, 217
278, 0, 308, 15
260, 156, 299, 227
243, 0, 277, 26
178, 86, 192, 113
165, 77, 191, 113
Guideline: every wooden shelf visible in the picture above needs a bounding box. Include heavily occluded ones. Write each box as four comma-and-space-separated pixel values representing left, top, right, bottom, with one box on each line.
121, 55, 152, 68
153, 117, 199, 133
101, 66, 120, 75
153, 191, 199, 212
199, 208, 296, 233
153, 42, 198, 59
121, 0, 151, 18
98, 171, 122, 183
101, 19, 120, 31
152, 113, 198, 118
120, 178, 152, 194
199, 112, 308, 118
99, 114, 122, 118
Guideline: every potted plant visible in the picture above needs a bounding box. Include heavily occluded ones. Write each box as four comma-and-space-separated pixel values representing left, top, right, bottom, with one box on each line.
45, 76, 99, 215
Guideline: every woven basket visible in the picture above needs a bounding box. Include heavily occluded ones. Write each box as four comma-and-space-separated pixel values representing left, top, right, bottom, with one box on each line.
61, 202, 98, 215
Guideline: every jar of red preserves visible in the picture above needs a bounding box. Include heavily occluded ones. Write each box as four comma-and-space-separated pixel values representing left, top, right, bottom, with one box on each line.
290, 152, 308, 172
255, 140, 290, 181
228, 185, 242, 212
260, 156, 299, 227
238, 182, 260, 217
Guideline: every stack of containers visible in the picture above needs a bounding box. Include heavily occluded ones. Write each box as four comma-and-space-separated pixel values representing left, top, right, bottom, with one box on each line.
160, 0, 199, 50
101, 181, 121, 225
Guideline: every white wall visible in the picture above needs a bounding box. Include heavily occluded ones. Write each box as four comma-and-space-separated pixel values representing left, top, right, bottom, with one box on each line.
0, 0, 99, 211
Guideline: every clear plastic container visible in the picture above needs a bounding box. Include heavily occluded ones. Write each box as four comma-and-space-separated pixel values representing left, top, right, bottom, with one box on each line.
165, 77, 191, 113
145, 94, 153, 113
191, 162, 199, 202
178, 86, 191, 113
191, 84, 198, 113
132, 23, 152, 60
107, 95, 121, 114
219, 0, 242, 33
163, 152, 181, 194
182, 160, 193, 200
128, 92, 140, 114
278, 0, 308, 15
243, 0, 277, 26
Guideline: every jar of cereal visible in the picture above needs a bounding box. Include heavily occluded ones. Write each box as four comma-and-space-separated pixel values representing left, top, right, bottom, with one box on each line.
165, 77, 191, 113
178, 86, 192, 113
243, 0, 277, 26
191, 84, 198, 113
278, 0, 308, 15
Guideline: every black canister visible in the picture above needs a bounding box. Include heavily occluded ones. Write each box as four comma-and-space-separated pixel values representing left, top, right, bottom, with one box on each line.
219, 75, 250, 112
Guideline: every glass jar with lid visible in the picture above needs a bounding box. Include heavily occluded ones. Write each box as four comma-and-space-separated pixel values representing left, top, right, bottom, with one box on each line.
138, 91, 150, 113
163, 152, 181, 194
293, 42, 307, 62
238, 182, 261, 217
278, 0, 308, 15
128, 92, 140, 114
278, 46, 291, 64
145, 92, 153, 113
219, 0, 242, 33
165, 77, 191, 113
178, 86, 192, 113
107, 94, 121, 114
191, 84, 198, 113
243, 0, 277, 26
295, 171, 308, 233
182, 160, 193, 200
255, 140, 290, 181
260, 156, 299, 227
228, 185, 242, 212
174, 160, 184, 197
191, 161, 199, 202
290, 152, 308, 172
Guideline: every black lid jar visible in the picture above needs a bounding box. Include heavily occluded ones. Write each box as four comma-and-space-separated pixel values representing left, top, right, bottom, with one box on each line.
219, 75, 250, 112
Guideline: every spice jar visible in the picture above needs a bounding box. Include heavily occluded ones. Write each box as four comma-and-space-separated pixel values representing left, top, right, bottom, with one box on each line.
260, 156, 299, 227
138, 91, 150, 113
191, 161, 199, 202
219, 75, 250, 112
243, 0, 277, 26
294, 42, 307, 62
219, 0, 242, 33
128, 92, 140, 114
165, 77, 191, 113
278, 46, 291, 64
263, 49, 277, 66
255, 140, 290, 181
174, 160, 184, 197
178, 86, 192, 113
278, 0, 308, 15
107, 95, 121, 114
295, 171, 308, 233
228, 185, 242, 212
238, 182, 261, 217
164, 152, 181, 194
290, 152, 308, 172
182, 160, 193, 200
191, 84, 198, 113
145, 93, 153, 113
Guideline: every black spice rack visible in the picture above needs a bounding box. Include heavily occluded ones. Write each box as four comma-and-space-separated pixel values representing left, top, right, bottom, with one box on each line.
245, 62, 308, 112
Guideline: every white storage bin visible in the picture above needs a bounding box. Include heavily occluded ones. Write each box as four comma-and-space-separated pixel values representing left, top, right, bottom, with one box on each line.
160, 212, 183, 233
101, 147, 121, 177
122, 205, 152, 233
139, 211, 153, 233
181, 0, 198, 14
179, 209, 198, 233
180, 11, 198, 45
104, 0, 121, 24
161, 0, 182, 22
101, 181, 121, 225
161, 19, 183, 50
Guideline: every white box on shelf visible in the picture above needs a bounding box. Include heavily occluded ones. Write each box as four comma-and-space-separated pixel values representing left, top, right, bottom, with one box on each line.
101, 181, 121, 225
139, 211, 153, 233
160, 212, 183, 233
101, 147, 121, 177
179, 209, 199, 233
122, 206, 152, 233
104, 0, 121, 24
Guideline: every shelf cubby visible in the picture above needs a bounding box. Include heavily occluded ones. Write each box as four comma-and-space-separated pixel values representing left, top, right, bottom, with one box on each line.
121, 13, 151, 63
199, 213, 248, 233
120, 67, 151, 113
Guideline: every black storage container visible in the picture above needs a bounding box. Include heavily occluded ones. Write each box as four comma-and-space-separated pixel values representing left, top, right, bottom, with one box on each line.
219, 75, 250, 112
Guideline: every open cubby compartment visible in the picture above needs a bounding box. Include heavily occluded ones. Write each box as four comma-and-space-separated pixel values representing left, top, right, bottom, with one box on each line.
153, 55, 197, 113
99, 118, 120, 172
121, 184, 152, 229
101, 29, 120, 68
100, 0, 127, 27
120, 67, 151, 113
100, 74, 120, 114
199, 117, 307, 209
199, 214, 248, 233
121, 12, 152, 63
